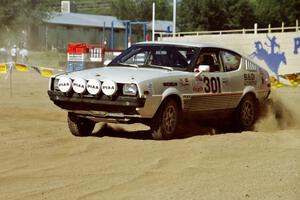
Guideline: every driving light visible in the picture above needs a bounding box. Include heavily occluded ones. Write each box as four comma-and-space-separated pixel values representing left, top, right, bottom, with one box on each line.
87, 79, 101, 95
123, 83, 137, 96
57, 77, 72, 93
102, 79, 118, 96
72, 78, 86, 94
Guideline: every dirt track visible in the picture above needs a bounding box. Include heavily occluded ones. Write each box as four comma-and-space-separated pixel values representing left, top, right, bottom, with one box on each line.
0, 70, 299, 200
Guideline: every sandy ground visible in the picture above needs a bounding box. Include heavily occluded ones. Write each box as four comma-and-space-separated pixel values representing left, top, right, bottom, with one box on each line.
0, 70, 299, 200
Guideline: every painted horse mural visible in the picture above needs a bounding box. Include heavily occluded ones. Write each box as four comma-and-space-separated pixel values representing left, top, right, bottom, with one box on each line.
250, 35, 286, 80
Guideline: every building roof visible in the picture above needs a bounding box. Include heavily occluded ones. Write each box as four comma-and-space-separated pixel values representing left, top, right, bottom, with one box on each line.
147, 20, 173, 32
44, 12, 125, 29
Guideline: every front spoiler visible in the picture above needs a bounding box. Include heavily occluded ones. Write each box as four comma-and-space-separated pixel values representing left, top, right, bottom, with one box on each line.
48, 90, 146, 120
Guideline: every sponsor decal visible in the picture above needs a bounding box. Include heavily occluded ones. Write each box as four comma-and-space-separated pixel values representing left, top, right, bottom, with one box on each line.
183, 95, 192, 100
163, 82, 177, 87
146, 82, 153, 95
103, 85, 115, 89
179, 78, 190, 86
195, 76, 203, 82
244, 73, 257, 86
192, 86, 204, 92
193, 76, 204, 92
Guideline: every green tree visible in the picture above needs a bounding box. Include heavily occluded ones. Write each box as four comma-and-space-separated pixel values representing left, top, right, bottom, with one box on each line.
178, 0, 256, 31
0, 0, 50, 46
111, 0, 172, 42
254, 0, 300, 27
111, 0, 172, 21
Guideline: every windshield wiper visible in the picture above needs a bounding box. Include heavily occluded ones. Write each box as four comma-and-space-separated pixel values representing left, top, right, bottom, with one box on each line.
140, 64, 173, 71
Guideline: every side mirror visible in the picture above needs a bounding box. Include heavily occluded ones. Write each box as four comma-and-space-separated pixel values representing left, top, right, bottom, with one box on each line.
194, 65, 210, 73
194, 65, 210, 77
103, 60, 112, 66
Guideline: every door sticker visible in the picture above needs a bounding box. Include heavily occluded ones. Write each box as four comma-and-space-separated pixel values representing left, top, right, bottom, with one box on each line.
244, 73, 257, 86
203, 77, 221, 93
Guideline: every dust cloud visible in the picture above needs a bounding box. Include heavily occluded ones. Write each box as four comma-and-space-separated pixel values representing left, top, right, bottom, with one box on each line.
255, 87, 300, 132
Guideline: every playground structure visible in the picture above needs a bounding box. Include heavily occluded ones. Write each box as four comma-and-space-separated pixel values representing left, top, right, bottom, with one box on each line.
110, 20, 149, 49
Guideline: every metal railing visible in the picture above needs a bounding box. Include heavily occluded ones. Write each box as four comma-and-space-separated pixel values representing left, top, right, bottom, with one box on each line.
156, 20, 299, 39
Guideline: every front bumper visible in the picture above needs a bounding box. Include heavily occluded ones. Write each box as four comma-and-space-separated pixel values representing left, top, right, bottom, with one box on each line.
48, 90, 146, 122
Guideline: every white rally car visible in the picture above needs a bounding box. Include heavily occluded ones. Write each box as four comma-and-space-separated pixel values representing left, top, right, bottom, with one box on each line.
48, 42, 271, 139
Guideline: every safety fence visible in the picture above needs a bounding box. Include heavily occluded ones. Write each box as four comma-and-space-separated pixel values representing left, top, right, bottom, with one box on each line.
0, 62, 65, 97
0, 62, 63, 78
156, 21, 299, 38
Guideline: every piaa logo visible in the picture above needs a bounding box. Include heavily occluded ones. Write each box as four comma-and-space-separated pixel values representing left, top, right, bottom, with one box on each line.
102, 80, 117, 96
72, 78, 86, 94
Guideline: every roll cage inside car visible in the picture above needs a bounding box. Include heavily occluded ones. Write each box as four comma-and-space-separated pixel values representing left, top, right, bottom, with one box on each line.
109, 44, 242, 73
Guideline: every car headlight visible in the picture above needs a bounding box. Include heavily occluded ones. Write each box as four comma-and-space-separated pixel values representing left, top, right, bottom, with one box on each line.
53, 78, 59, 90
123, 83, 137, 96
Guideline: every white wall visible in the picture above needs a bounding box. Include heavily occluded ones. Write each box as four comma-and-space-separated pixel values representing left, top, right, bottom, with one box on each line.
162, 32, 300, 77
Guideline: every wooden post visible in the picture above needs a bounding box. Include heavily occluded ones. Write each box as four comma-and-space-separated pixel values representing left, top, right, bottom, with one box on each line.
9, 63, 13, 98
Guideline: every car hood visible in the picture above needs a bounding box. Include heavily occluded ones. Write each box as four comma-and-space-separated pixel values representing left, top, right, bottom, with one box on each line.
56, 66, 188, 83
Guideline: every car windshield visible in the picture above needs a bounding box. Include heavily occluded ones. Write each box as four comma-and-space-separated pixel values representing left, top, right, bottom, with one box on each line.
108, 44, 197, 71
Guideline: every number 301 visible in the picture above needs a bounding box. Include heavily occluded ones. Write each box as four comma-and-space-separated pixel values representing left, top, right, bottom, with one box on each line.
204, 77, 221, 93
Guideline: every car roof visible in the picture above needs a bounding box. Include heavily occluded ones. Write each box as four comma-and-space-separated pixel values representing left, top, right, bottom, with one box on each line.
137, 41, 223, 49
136, 41, 240, 55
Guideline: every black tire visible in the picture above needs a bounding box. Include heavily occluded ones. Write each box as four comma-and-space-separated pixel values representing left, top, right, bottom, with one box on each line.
235, 95, 257, 131
151, 99, 180, 140
67, 112, 95, 137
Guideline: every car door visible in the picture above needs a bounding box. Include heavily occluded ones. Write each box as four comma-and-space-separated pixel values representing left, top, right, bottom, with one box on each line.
188, 48, 228, 114
186, 48, 243, 116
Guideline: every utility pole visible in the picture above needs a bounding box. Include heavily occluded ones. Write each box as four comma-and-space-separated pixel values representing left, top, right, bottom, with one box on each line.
152, 2, 155, 41
173, 0, 176, 37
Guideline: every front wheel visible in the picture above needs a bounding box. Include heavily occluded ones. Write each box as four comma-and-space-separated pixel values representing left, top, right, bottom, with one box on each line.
151, 99, 180, 140
67, 112, 95, 136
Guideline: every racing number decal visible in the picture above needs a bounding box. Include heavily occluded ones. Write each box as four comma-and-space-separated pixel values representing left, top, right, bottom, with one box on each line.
203, 77, 221, 93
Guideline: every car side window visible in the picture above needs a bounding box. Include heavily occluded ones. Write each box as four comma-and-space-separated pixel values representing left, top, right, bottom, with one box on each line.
126, 51, 149, 65
151, 47, 194, 69
195, 51, 221, 72
220, 51, 241, 72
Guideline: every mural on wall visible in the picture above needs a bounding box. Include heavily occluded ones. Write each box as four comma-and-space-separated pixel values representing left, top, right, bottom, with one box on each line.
250, 35, 286, 79
294, 37, 300, 54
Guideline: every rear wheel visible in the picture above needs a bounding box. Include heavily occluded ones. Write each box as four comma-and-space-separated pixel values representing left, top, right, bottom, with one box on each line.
235, 95, 257, 131
67, 112, 95, 136
151, 99, 179, 140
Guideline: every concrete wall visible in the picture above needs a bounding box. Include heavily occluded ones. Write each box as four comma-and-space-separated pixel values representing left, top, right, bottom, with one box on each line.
161, 32, 300, 76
